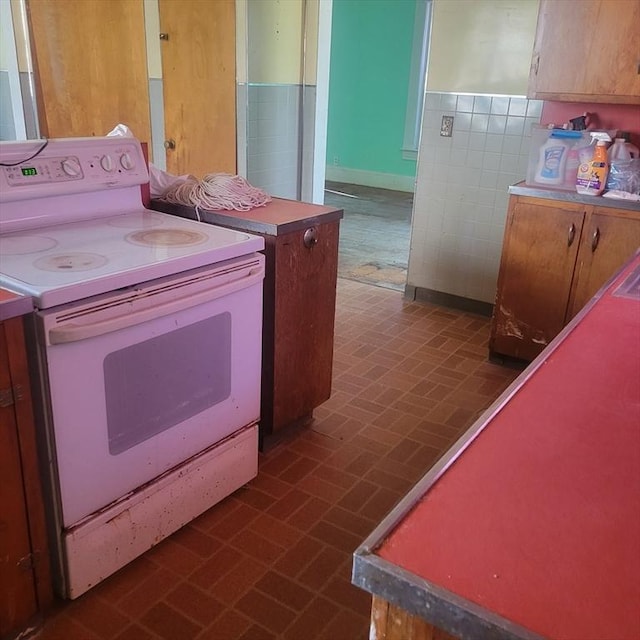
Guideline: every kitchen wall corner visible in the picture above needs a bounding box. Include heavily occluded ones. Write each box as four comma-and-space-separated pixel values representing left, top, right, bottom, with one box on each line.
407, 91, 543, 305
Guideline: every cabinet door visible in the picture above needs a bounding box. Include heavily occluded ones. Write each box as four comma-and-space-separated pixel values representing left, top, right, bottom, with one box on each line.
490, 199, 585, 361
0, 317, 52, 637
529, 0, 640, 104
568, 210, 640, 318
271, 222, 339, 430
28, 0, 152, 141
0, 321, 37, 637
159, 0, 236, 177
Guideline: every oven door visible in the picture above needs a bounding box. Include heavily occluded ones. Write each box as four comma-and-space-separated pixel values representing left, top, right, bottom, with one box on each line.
36, 254, 264, 528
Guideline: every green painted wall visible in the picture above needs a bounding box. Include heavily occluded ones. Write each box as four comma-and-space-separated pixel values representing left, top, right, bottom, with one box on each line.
326, 0, 417, 179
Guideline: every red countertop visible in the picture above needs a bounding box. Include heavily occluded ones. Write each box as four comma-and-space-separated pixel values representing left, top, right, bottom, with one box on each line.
358, 254, 640, 639
0, 288, 33, 321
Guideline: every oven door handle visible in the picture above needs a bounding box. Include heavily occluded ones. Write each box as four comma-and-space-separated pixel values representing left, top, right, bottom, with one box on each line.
48, 267, 263, 345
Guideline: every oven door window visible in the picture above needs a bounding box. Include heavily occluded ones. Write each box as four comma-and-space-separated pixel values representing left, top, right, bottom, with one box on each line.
104, 312, 231, 455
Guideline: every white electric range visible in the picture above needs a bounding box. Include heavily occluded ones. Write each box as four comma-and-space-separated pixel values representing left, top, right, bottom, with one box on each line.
0, 136, 265, 598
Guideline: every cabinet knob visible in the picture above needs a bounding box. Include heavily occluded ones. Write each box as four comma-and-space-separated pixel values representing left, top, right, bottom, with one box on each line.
303, 227, 318, 248
591, 227, 600, 252
164, 139, 176, 150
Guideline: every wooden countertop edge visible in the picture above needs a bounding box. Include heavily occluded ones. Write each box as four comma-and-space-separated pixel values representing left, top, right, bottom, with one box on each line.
150, 198, 344, 236
0, 289, 33, 321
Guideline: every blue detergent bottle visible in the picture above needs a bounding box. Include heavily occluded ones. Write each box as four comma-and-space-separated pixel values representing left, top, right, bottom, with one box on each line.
535, 130, 582, 186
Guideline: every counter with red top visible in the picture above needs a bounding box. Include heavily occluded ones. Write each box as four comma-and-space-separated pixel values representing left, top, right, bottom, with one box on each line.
0, 287, 33, 321
353, 252, 640, 640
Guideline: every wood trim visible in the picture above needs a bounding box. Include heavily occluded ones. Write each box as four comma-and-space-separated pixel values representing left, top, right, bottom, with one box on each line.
528, 91, 640, 105
371, 596, 459, 640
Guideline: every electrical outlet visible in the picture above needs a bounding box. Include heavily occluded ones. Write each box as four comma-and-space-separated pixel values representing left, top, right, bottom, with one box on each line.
333, 156, 340, 166
440, 115, 454, 137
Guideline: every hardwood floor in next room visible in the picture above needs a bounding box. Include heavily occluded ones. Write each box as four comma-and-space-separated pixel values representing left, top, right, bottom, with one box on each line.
33, 279, 519, 640
324, 181, 412, 292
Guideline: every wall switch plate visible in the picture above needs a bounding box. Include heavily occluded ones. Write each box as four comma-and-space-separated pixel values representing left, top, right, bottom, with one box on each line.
440, 115, 454, 137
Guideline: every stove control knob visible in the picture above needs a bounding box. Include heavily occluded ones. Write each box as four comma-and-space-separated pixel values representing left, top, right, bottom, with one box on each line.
120, 152, 135, 171
100, 154, 115, 172
61, 157, 81, 177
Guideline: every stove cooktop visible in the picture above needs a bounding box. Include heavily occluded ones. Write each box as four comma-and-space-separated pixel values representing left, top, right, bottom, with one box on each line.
0, 209, 264, 308
0, 137, 264, 308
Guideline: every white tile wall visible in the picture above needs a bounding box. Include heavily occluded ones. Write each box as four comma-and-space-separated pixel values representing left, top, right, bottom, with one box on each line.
407, 92, 543, 304
0, 71, 17, 140
243, 84, 316, 200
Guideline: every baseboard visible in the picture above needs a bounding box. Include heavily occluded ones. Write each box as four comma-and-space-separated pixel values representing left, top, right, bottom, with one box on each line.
404, 284, 493, 317
325, 166, 415, 192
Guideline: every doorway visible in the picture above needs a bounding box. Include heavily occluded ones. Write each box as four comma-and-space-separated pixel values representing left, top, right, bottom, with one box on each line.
324, 182, 412, 292
323, 0, 429, 292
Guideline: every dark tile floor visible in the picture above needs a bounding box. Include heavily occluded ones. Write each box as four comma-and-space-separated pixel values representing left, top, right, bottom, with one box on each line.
34, 278, 519, 640
324, 181, 412, 292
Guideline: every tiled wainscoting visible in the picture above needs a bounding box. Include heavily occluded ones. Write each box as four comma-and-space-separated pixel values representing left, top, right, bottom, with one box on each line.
238, 83, 316, 201
0, 70, 17, 140
407, 92, 543, 305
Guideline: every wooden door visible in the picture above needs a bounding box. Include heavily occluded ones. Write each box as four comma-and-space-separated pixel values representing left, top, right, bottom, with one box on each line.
158, 0, 236, 177
529, 0, 640, 103
27, 0, 151, 142
489, 198, 585, 361
568, 209, 640, 318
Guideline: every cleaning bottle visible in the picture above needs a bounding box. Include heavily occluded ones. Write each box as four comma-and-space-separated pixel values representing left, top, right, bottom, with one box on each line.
534, 130, 570, 185
576, 139, 609, 196
562, 131, 590, 188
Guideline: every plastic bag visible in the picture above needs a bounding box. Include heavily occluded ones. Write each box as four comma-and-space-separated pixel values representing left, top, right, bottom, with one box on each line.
148, 164, 195, 198
106, 123, 135, 138
606, 158, 640, 195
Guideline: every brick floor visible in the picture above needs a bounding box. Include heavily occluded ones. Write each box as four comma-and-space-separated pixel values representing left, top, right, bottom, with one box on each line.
34, 278, 519, 640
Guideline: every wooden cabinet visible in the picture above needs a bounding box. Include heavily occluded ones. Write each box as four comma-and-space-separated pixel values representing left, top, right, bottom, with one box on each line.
569, 208, 640, 317
263, 221, 340, 435
0, 314, 52, 639
369, 597, 458, 640
490, 195, 640, 361
150, 198, 343, 439
528, 0, 640, 104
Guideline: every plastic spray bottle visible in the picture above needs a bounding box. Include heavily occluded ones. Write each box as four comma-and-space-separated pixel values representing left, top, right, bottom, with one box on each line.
576, 135, 610, 196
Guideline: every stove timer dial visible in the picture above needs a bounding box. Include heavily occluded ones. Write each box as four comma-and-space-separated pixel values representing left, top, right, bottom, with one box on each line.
61, 157, 82, 177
